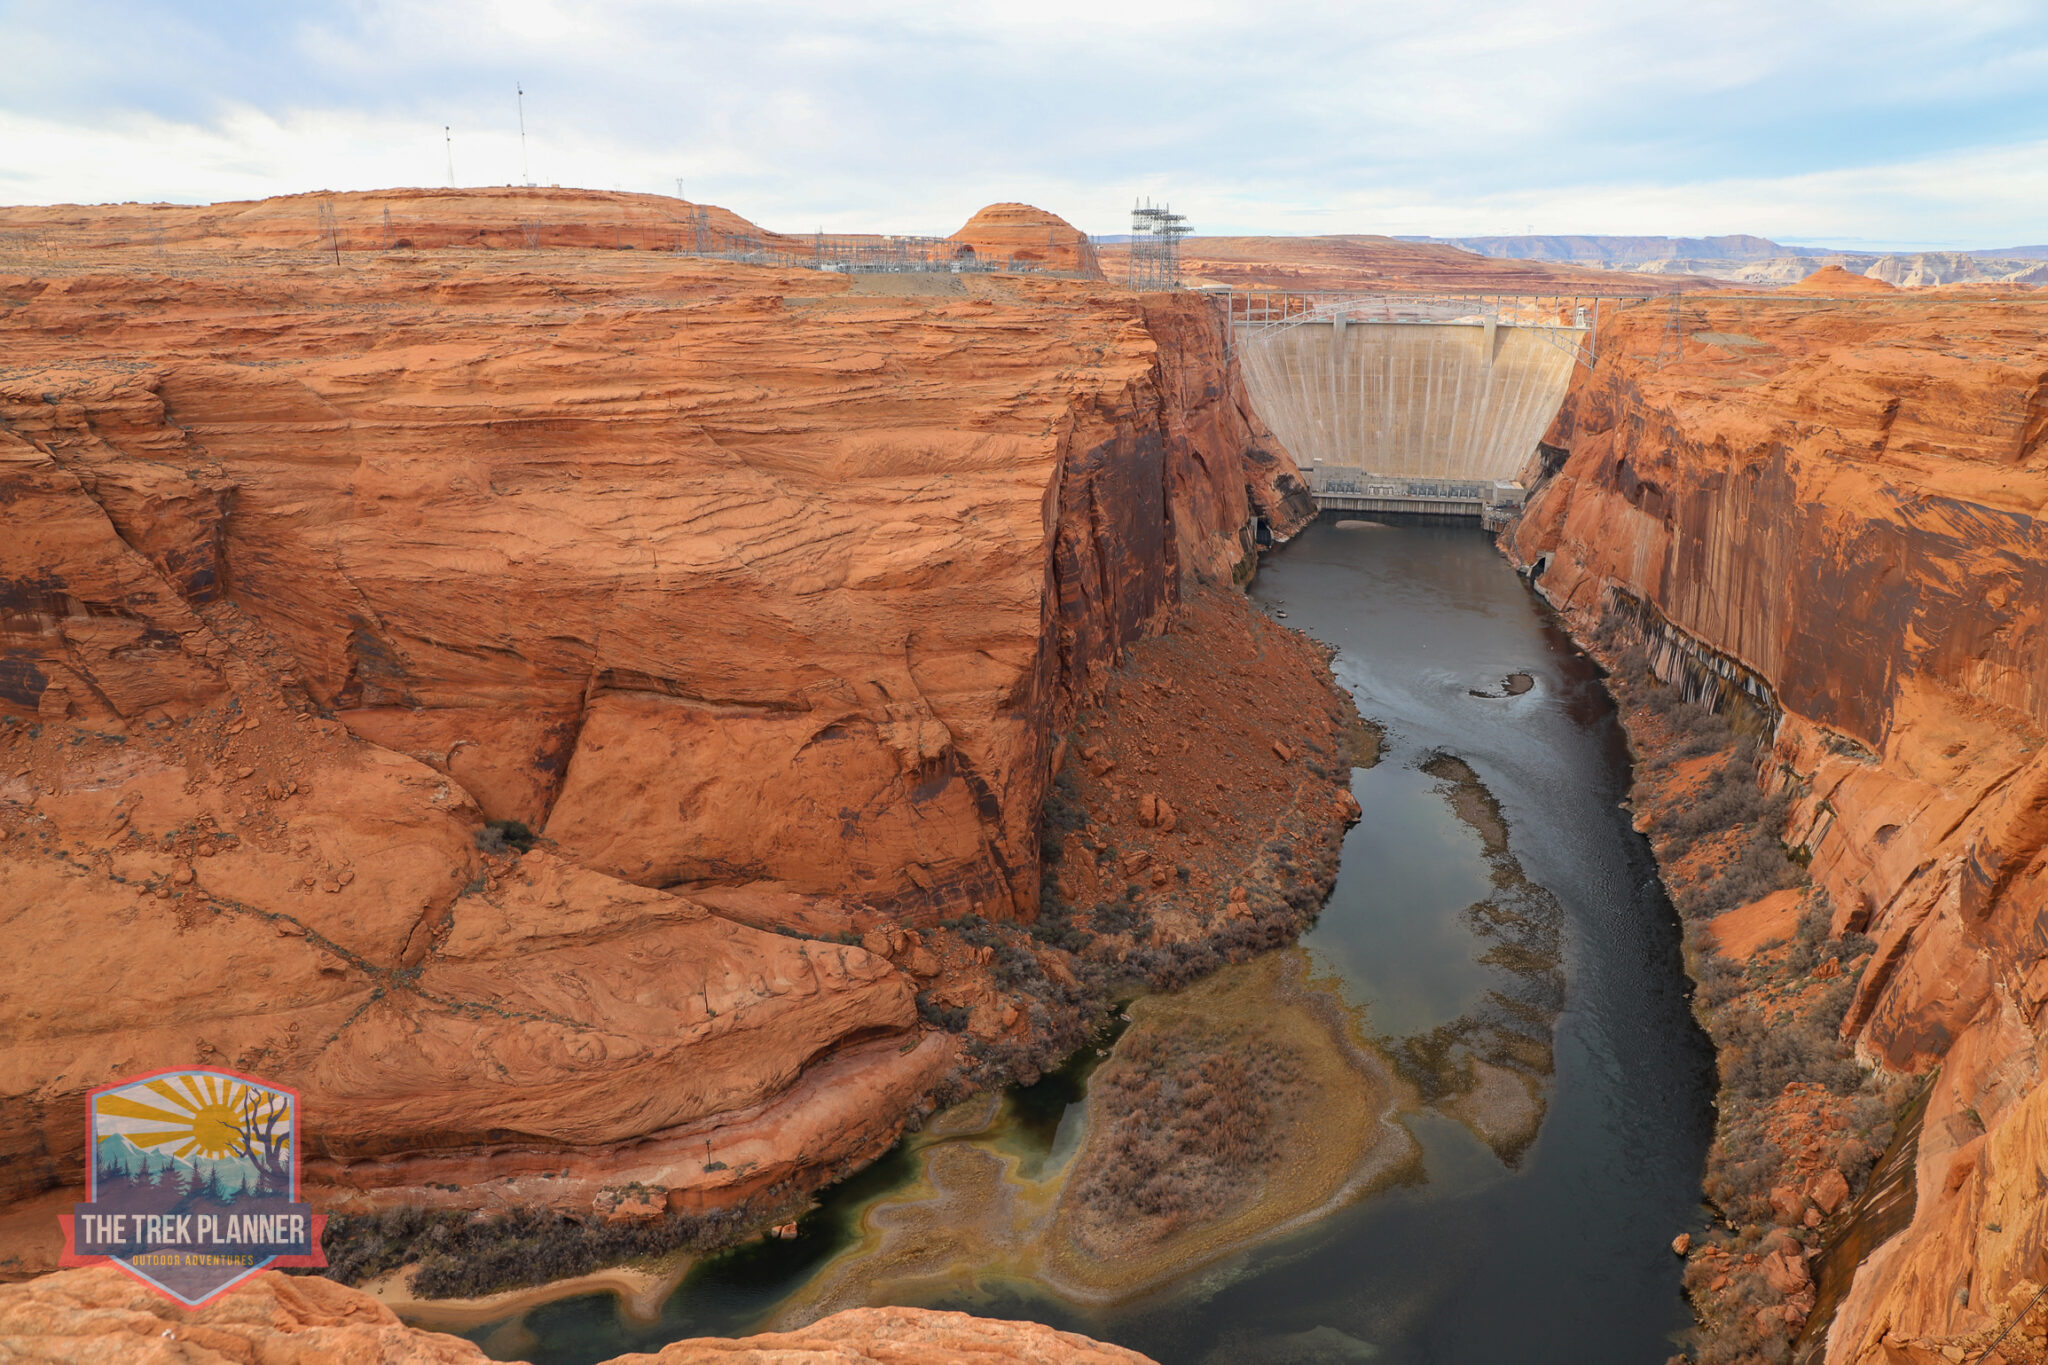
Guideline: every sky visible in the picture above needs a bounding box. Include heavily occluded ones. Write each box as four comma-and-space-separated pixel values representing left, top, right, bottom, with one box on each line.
2, 0, 2045, 249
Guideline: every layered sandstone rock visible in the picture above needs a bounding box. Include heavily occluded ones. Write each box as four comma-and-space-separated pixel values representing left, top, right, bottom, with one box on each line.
948, 203, 1102, 277
0, 185, 789, 256
0, 1266, 1160, 1364
1508, 290, 2048, 1363
0, 193, 1315, 1279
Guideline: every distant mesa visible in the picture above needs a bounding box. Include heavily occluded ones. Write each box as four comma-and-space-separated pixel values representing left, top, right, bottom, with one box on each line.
1095, 232, 1716, 294
949, 202, 1104, 278
1415, 233, 2048, 289
0, 184, 788, 255
2, 189, 1116, 279
1783, 263, 1898, 295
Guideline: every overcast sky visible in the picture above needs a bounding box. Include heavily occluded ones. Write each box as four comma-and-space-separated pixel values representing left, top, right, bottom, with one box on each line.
3, 0, 2044, 248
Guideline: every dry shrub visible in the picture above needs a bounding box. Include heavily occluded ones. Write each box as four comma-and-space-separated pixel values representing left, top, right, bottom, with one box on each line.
1069, 1022, 1306, 1234
321, 1202, 779, 1298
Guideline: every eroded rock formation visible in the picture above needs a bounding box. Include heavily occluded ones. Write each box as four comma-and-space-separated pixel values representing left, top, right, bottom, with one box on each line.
0, 1266, 1160, 1364
1509, 289, 2048, 1363
948, 202, 1102, 277
0, 190, 1326, 1284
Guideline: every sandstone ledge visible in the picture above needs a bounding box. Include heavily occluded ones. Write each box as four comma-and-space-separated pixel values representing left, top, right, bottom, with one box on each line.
0, 1266, 1159, 1364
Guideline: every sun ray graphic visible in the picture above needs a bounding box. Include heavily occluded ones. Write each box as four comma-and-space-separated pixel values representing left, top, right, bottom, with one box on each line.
97, 1074, 291, 1163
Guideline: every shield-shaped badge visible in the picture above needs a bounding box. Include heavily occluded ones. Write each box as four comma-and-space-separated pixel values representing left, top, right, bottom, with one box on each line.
61, 1068, 326, 1306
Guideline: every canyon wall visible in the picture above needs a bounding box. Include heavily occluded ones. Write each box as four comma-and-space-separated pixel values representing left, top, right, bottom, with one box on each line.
0, 193, 1314, 1279
1508, 289, 2048, 1363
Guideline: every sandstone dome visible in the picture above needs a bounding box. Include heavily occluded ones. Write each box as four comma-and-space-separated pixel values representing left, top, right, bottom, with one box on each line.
948, 202, 1102, 277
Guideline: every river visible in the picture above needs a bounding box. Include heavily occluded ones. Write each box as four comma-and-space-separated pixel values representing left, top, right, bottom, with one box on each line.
454, 516, 1717, 1365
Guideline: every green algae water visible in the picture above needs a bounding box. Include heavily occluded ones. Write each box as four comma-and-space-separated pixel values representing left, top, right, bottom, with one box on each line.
450, 517, 1717, 1364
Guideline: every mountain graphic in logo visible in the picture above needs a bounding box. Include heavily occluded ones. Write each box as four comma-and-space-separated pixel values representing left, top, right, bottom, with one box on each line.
61, 1069, 326, 1306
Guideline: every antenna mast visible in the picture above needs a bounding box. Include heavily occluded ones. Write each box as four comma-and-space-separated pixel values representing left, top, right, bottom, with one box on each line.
517, 84, 531, 185
444, 126, 455, 187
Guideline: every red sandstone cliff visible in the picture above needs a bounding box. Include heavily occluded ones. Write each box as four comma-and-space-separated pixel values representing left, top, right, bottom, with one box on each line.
0, 192, 1318, 1280
1509, 291, 2048, 1363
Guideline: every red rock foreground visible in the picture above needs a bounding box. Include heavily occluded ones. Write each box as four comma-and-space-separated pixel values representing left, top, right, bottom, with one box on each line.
1509, 287, 2048, 1363
0, 187, 1341, 1298
0, 1266, 1158, 1364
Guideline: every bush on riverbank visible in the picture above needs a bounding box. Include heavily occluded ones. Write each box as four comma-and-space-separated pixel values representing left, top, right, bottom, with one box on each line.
1066, 1020, 1307, 1236
321, 1199, 795, 1299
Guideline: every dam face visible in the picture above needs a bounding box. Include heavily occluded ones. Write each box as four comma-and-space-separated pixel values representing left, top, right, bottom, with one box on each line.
1235, 314, 1588, 522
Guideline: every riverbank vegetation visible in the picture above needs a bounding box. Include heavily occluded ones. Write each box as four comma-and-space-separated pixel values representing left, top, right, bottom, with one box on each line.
1066, 1018, 1308, 1235
323, 1201, 785, 1299
1588, 609, 1910, 1365
1046, 949, 1412, 1297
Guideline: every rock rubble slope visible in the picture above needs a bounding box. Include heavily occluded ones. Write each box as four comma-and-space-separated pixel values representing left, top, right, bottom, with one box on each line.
0, 192, 1315, 1280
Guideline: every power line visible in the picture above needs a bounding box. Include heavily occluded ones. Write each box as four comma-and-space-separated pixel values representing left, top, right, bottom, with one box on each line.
1970, 1275, 2048, 1364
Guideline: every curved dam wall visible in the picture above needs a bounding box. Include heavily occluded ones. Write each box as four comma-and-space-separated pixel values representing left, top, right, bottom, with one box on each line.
1235, 319, 1585, 494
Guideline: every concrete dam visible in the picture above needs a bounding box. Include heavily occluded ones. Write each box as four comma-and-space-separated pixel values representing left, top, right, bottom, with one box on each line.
1228, 293, 1609, 522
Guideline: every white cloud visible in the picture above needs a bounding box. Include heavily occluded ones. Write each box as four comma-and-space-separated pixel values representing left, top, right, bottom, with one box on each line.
2, 0, 2046, 245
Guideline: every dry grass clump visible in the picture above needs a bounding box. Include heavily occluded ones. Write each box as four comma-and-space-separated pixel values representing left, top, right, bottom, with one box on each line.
321, 1201, 782, 1298
1067, 1021, 1306, 1235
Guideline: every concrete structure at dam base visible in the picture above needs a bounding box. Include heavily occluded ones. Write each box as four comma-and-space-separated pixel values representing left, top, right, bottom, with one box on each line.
1305, 466, 1529, 528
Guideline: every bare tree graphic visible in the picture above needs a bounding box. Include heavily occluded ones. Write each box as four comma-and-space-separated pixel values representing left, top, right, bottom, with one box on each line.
230, 1092, 292, 1195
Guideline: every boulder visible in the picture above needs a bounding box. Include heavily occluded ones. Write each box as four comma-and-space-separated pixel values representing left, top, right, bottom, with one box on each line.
1810, 1166, 1851, 1215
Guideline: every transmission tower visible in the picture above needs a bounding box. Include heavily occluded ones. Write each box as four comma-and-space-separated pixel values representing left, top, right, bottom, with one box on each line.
1127, 198, 1191, 291
317, 201, 341, 265
445, 126, 455, 187
517, 85, 531, 185
1653, 296, 1683, 368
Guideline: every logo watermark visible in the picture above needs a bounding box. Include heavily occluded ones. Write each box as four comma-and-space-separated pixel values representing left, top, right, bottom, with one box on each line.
59, 1068, 326, 1306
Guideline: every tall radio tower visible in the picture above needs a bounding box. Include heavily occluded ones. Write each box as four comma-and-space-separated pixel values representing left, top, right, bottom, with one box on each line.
517, 85, 531, 186
444, 126, 455, 187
